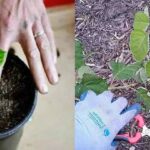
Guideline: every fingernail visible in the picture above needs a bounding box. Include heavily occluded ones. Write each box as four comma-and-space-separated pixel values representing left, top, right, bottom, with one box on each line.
50, 65, 59, 84
52, 73, 59, 84
41, 84, 48, 93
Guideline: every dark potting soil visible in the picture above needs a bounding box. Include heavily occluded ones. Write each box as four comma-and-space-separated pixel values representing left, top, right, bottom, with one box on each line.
76, 0, 150, 149
0, 50, 35, 133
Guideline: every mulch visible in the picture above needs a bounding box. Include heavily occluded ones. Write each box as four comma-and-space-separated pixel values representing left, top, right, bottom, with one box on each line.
75, 0, 150, 149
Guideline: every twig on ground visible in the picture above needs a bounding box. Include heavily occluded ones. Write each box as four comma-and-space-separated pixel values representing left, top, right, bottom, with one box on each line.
85, 63, 96, 67
108, 83, 137, 90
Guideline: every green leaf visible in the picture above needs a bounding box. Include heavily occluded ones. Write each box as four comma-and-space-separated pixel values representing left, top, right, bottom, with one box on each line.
111, 62, 125, 77
139, 68, 147, 84
133, 12, 149, 31
0, 49, 6, 65
135, 68, 147, 83
78, 66, 95, 79
136, 87, 150, 110
130, 30, 149, 61
134, 69, 141, 83
145, 61, 150, 77
75, 83, 83, 98
75, 40, 85, 70
111, 61, 142, 80
75, 73, 108, 98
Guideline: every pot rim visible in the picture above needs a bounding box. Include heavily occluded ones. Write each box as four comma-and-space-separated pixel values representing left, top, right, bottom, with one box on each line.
0, 52, 38, 139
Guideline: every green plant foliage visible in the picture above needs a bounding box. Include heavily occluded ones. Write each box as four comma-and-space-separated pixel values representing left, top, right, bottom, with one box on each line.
75, 83, 82, 98
136, 87, 150, 110
133, 12, 149, 31
130, 30, 149, 61
75, 40, 85, 70
111, 61, 142, 80
75, 73, 108, 98
78, 66, 95, 79
145, 61, 150, 77
135, 68, 147, 84
0, 49, 6, 65
75, 8, 150, 108
130, 9, 149, 62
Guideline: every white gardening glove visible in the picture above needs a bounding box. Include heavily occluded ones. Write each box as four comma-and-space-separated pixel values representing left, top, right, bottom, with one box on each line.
75, 91, 141, 150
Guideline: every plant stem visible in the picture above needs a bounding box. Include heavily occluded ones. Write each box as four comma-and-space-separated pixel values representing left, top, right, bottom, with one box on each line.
108, 83, 137, 90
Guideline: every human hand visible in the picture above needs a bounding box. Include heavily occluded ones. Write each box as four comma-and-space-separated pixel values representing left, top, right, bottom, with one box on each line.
75, 91, 141, 150
0, 0, 58, 94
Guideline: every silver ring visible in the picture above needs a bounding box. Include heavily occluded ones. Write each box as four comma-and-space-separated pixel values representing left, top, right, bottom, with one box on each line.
34, 31, 45, 38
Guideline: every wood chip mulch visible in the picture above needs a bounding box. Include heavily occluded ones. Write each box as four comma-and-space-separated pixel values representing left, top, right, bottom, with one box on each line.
75, 0, 150, 149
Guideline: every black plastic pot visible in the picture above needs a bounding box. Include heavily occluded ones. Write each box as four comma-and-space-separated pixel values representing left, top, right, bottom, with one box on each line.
0, 50, 37, 150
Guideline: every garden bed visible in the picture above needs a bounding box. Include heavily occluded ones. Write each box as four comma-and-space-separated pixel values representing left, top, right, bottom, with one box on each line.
76, 0, 150, 149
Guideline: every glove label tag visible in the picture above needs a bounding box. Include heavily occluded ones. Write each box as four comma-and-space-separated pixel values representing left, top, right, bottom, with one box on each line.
89, 111, 106, 129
